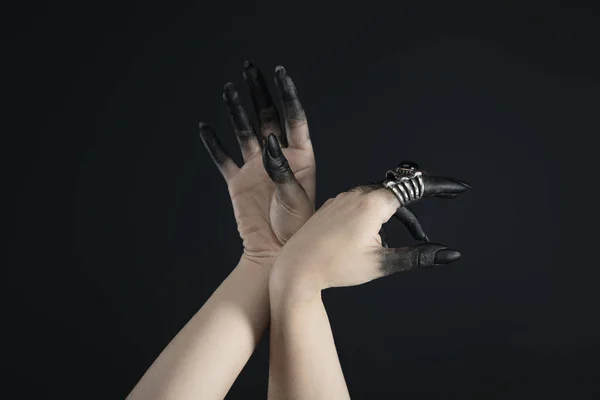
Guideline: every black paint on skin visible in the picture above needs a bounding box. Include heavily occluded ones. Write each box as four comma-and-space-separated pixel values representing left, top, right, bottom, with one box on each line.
223, 82, 257, 150
262, 133, 295, 184
378, 243, 461, 276
378, 226, 389, 248
352, 169, 472, 249
243, 60, 287, 147
422, 175, 471, 196
198, 122, 231, 167
274, 65, 307, 124
377, 167, 473, 241
394, 207, 430, 242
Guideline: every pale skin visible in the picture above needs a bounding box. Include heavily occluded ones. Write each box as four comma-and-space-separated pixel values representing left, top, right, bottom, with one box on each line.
127, 61, 466, 400
267, 183, 463, 400
126, 62, 316, 400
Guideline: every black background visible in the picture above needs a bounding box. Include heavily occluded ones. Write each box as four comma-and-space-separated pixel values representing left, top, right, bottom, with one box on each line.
8, 1, 600, 398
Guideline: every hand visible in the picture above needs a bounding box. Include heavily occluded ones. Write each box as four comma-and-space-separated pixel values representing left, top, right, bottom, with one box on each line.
270, 183, 464, 300
199, 62, 315, 268
375, 160, 472, 242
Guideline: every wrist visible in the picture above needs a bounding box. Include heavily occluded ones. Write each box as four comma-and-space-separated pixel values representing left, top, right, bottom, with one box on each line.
269, 259, 323, 312
239, 252, 278, 273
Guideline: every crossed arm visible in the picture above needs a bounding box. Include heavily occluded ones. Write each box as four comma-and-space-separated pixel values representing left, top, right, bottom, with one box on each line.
127, 61, 323, 400
127, 62, 470, 400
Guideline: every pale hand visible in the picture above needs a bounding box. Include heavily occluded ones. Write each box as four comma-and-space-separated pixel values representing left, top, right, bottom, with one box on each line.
200, 62, 315, 268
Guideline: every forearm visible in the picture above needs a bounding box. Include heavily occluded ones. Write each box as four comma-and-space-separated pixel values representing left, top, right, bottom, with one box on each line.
127, 256, 272, 400
268, 271, 350, 400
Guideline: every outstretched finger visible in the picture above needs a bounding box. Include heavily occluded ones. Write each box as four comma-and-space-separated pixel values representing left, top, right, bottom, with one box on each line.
243, 61, 287, 147
393, 207, 429, 242
377, 242, 461, 277
223, 82, 261, 162
198, 122, 239, 181
434, 193, 459, 199
422, 176, 472, 197
274, 65, 311, 150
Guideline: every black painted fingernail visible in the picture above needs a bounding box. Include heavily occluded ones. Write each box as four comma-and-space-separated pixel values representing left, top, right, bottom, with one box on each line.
244, 60, 253, 69
460, 180, 472, 189
434, 249, 461, 264
423, 233, 430, 242
223, 82, 236, 101
198, 122, 207, 129
266, 133, 282, 157
275, 65, 286, 80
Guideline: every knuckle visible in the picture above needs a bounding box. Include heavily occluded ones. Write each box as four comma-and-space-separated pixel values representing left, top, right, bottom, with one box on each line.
361, 192, 384, 209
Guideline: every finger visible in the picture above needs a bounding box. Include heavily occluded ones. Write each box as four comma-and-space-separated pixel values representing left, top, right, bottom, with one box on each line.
263, 133, 311, 209
347, 182, 384, 194
434, 193, 459, 199
223, 82, 261, 161
274, 65, 311, 150
363, 186, 404, 218
377, 243, 461, 277
198, 122, 239, 181
346, 182, 402, 224
243, 60, 287, 147
422, 176, 472, 196
393, 207, 430, 242
378, 226, 389, 248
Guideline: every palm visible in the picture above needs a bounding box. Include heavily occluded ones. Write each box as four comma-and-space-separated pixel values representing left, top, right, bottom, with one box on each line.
199, 62, 315, 268
228, 148, 315, 260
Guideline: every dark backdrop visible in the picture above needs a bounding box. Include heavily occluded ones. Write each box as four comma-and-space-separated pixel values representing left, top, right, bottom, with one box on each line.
8, 1, 600, 398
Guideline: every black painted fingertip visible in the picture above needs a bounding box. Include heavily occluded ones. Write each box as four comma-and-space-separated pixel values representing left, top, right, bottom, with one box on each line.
222, 82, 256, 145
262, 133, 294, 184
274, 66, 305, 122
275, 65, 286, 78
379, 242, 458, 275
423, 176, 470, 196
434, 193, 459, 199
243, 61, 285, 143
198, 122, 231, 166
433, 248, 461, 264
459, 180, 472, 189
393, 207, 429, 242
223, 81, 237, 101
266, 133, 282, 158
243, 60, 262, 85
415, 243, 461, 269
274, 65, 299, 96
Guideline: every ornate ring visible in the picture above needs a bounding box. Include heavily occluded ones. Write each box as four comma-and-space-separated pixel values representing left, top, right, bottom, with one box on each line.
383, 161, 426, 207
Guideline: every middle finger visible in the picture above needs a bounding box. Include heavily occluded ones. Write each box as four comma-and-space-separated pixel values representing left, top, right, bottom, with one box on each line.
243, 60, 287, 147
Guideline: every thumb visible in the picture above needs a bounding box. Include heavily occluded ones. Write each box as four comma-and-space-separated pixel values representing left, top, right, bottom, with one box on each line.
262, 132, 313, 220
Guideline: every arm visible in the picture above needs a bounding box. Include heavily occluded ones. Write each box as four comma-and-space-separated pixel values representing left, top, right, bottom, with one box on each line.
127, 256, 271, 400
127, 62, 315, 399
265, 182, 467, 399
268, 274, 350, 400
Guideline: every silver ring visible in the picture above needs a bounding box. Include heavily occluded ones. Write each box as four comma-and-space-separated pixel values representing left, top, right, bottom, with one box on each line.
383, 163, 426, 207
384, 180, 406, 206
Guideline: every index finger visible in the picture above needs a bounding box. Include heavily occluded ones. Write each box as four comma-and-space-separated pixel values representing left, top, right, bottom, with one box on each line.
348, 183, 401, 224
